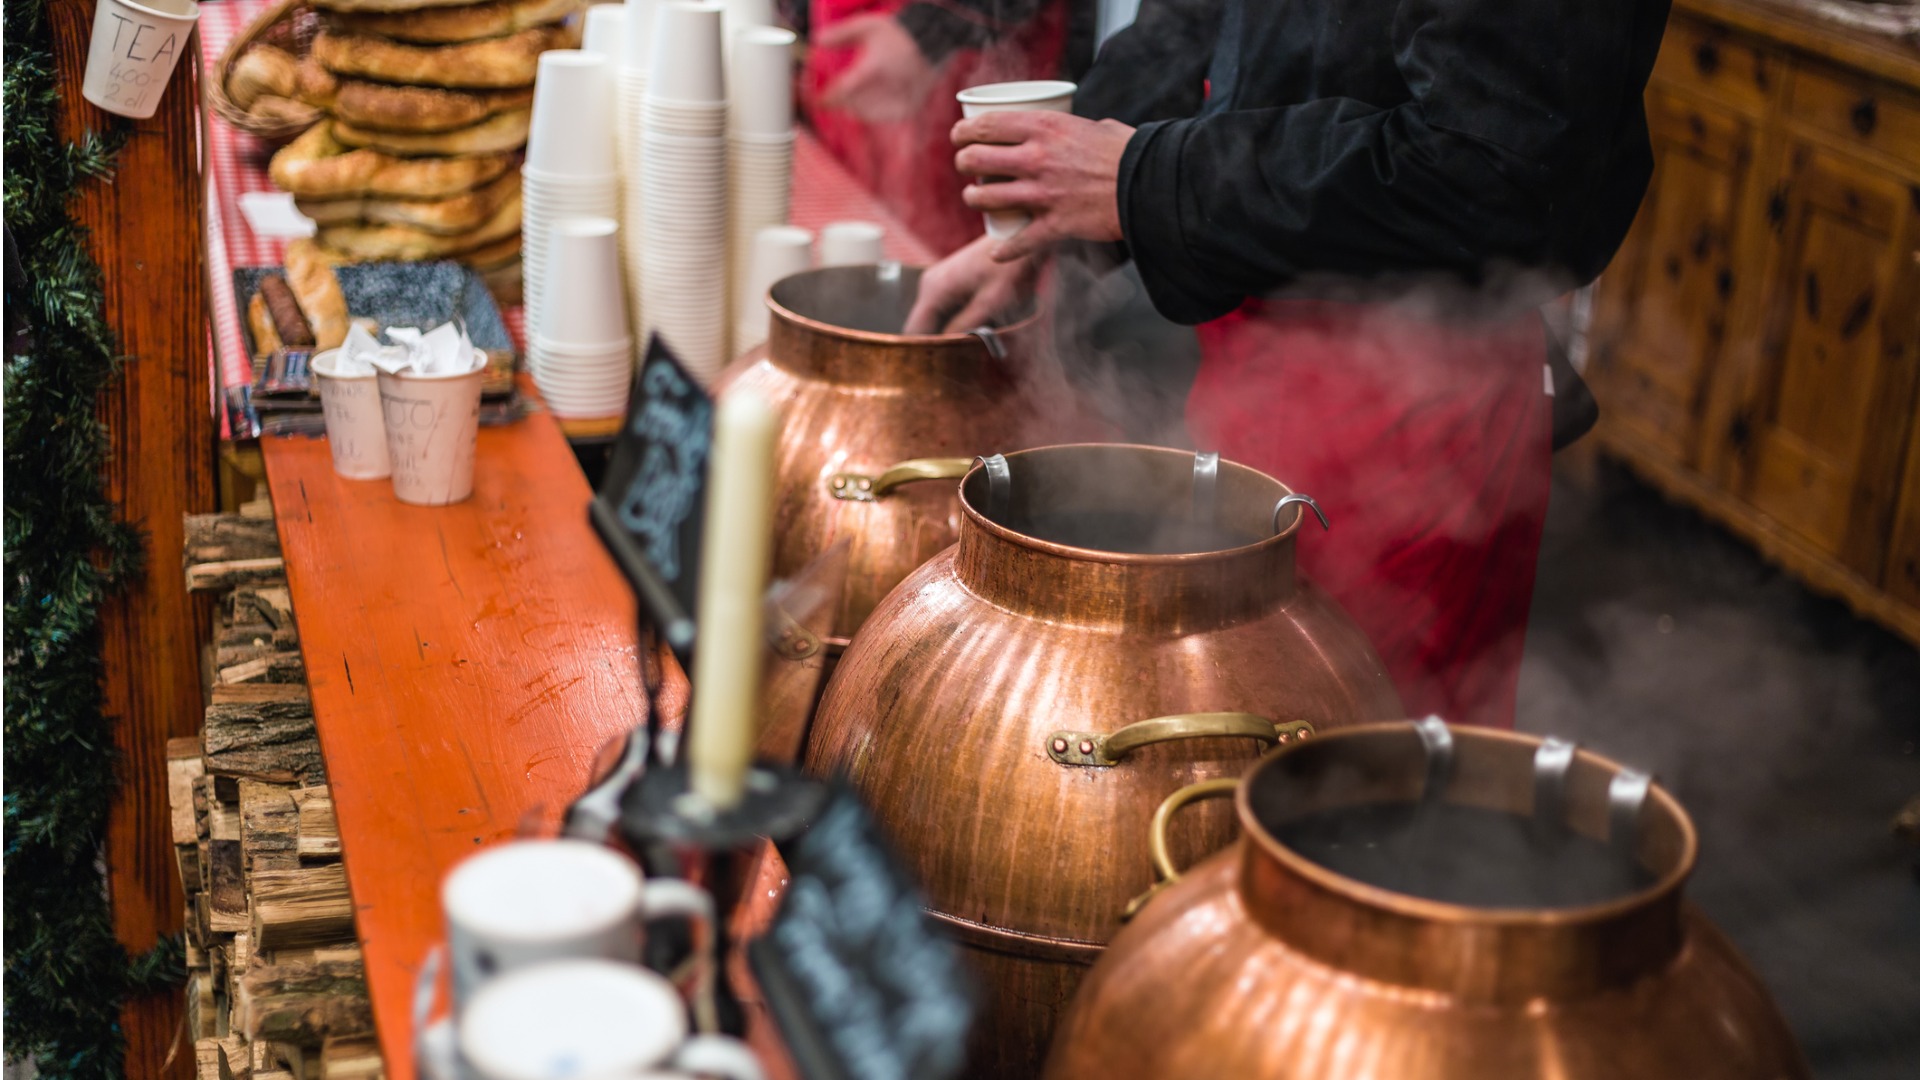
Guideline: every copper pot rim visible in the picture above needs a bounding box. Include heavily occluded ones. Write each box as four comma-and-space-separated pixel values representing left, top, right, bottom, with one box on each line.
1237, 721, 1699, 928
765, 264, 1043, 348
957, 442, 1304, 567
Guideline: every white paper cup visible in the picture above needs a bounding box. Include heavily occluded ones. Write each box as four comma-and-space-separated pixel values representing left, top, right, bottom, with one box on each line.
734, 225, 811, 350
82, 0, 201, 119
541, 216, 630, 347
582, 3, 628, 65
956, 79, 1077, 240
527, 51, 616, 179
312, 350, 391, 480
460, 961, 765, 1080
819, 221, 885, 267
625, 0, 662, 72
376, 364, 485, 506
649, 1, 726, 104
443, 842, 717, 1013
729, 25, 794, 135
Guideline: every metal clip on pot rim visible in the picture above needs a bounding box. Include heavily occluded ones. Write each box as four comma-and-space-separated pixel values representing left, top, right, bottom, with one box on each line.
1273, 493, 1331, 534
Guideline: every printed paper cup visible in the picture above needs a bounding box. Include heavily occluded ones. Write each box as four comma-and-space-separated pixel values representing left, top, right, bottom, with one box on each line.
312, 349, 391, 480
82, 0, 201, 119
377, 361, 485, 506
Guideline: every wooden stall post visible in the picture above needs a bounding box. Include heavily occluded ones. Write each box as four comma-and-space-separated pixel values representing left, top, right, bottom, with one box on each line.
48, 3, 218, 1077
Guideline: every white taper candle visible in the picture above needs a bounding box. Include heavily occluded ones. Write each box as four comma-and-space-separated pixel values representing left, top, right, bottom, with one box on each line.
687, 386, 778, 809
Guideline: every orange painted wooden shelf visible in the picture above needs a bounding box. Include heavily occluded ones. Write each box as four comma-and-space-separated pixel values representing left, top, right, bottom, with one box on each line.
262, 390, 647, 1080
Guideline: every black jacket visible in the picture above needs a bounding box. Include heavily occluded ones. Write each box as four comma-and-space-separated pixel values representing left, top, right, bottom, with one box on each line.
1078, 0, 1671, 324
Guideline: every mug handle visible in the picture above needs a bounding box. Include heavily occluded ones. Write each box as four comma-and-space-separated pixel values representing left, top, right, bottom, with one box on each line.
639, 878, 721, 1031
1121, 778, 1242, 921
667, 1034, 768, 1080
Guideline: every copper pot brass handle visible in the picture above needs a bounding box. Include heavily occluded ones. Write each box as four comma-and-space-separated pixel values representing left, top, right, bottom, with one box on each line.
827, 457, 974, 502
1047, 712, 1315, 767
1120, 777, 1243, 920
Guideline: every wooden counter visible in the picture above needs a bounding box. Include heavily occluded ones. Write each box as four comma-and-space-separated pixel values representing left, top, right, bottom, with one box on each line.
262, 396, 647, 1079
1587, 0, 1920, 645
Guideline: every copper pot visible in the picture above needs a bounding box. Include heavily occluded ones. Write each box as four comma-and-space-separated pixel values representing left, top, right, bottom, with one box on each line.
1044, 721, 1810, 1080
804, 444, 1404, 1079
717, 264, 1086, 639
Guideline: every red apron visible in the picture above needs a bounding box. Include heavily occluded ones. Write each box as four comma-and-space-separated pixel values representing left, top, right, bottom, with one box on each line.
1187, 300, 1553, 730
802, 0, 1067, 256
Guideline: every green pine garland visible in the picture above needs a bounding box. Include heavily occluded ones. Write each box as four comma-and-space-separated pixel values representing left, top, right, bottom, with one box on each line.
5, 1, 184, 1076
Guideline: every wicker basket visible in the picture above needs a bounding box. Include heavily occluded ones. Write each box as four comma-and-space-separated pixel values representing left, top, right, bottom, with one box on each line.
208, 0, 324, 143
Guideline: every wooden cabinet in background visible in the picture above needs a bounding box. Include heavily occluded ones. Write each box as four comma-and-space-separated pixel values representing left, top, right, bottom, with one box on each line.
1587, 0, 1920, 646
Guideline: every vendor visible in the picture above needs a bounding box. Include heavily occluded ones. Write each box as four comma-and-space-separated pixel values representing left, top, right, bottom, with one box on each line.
906, 0, 1671, 729
790, 0, 1087, 253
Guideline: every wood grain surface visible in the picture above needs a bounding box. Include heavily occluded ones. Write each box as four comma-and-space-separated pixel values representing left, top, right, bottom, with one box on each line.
261, 390, 648, 1078
49, 4, 218, 1076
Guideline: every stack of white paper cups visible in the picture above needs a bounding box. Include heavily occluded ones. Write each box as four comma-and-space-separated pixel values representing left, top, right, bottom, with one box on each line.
641, 1, 730, 380
727, 25, 796, 356
617, 0, 660, 329
535, 217, 635, 419
582, 2, 627, 63
734, 225, 812, 355
523, 50, 620, 362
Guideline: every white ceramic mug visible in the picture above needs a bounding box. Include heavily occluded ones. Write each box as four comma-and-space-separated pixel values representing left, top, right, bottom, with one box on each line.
82, 0, 201, 119
442, 840, 716, 1011
955, 80, 1077, 240
458, 960, 765, 1080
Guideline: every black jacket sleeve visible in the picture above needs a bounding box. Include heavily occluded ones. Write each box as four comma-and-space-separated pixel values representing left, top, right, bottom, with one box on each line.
897, 0, 1047, 64
1120, 0, 1663, 324
1072, 0, 1220, 126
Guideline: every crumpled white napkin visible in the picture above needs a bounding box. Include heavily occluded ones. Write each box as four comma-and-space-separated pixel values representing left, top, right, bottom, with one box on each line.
356, 321, 482, 376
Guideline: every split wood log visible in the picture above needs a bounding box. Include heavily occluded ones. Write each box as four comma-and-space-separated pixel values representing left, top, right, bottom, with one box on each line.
217, 651, 307, 686
170, 736, 207, 844
319, 1036, 382, 1080
205, 684, 323, 783
189, 972, 219, 1040
293, 789, 341, 862
185, 513, 282, 564
233, 585, 296, 631
251, 864, 354, 950
218, 1036, 253, 1080
196, 1039, 227, 1080
208, 839, 250, 933
241, 781, 303, 876
188, 557, 289, 594
178, 843, 203, 897
236, 960, 374, 1044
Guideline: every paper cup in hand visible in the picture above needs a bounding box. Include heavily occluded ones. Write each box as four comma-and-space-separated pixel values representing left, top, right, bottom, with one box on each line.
650, 1, 726, 103
312, 349, 391, 480
956, 80, 1077, 240
527, 51, 616, 179
377, 360, 485, 507
819, 221, 884, 267
442, 841, 717, 1012
460, 960, 766, 1080
82, 0, 201, 119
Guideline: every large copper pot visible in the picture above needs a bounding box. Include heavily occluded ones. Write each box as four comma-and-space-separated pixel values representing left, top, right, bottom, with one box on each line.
1044, 721, 1810, 1080
717, 264, 1084, 638
805, 444, 1405, 1079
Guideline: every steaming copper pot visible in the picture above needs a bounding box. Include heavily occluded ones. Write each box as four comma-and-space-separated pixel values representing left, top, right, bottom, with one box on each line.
804, 444, 1404, 1079
717, 264, 1086, 639
1044, 721, 1810, 1080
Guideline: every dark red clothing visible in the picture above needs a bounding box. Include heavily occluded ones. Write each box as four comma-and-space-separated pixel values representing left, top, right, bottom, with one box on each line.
801, 0, 1067, 255
1187, 300, 1552, 730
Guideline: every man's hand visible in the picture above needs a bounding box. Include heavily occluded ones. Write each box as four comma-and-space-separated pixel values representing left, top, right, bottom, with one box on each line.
954, 111, 1134, 262
817, 15, 942, 124
903, 234, 1041, 334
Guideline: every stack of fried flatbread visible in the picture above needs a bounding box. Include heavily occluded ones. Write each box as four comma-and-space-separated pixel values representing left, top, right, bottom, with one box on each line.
256, 0, 585, 301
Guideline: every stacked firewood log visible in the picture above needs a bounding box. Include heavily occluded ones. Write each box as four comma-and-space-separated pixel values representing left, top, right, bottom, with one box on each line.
178, 502, 384, 1080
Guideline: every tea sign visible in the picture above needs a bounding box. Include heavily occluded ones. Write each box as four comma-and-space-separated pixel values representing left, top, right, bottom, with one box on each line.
750, 787, 976, 1080
82, 0, 202, 120
590, 337, 712, 661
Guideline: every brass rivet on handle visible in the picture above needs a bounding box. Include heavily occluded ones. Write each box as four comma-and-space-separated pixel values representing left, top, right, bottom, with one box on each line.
1051, 738, 1069, 754
1079, 740, 1095, 756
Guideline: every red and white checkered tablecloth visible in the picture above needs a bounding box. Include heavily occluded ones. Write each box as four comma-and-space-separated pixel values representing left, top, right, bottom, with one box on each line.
200, 0, 935, 416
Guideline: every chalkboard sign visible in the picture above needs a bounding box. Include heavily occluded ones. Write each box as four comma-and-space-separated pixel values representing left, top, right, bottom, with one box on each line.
589, 338, 712, 658
749, 787, 975, 1080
